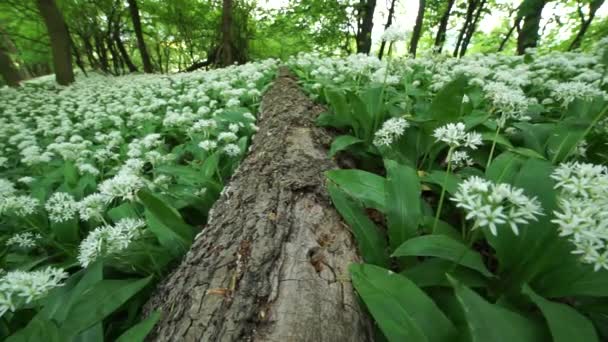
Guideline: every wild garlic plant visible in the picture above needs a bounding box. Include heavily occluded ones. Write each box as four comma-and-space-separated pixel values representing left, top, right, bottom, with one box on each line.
0, 59, 277, 335
296, 41, 608, 341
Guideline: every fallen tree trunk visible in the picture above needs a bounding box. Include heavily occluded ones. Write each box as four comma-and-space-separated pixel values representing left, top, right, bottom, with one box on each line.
144, 68, 373, 342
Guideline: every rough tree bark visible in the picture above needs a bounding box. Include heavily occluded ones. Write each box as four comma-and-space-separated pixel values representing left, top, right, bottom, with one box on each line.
434, 0, 456, 53
516, 0, 547, 55
0, 37, 22, 87
378, 0, 397, 60
36, 0, 75, 85
217, 0, 235, 66
127, 0, 153, 73
568, 0, 605, 51
356, 0, 377, 54
143, 69, 372, 342
409, 0, 426, 57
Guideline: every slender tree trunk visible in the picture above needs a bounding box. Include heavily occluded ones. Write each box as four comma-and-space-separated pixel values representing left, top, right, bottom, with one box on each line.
434, 0, 456, 53
69, 35, 87, 76
0, 41, 22, 87
568, 0, 605, 51
106, 35, 122, 75
460, 0, 487, 57
409, 0, 426, 57
516, 0, 547, 54
143, 68, 372, 342
454, 0, 477, 57
217, 0, 234, 66
356, 0, 376, 54
378, 0, 397, 60
498, 16, 521, 52
81, 34, 98, 69
0, 25, 22, 86
36, 0, 75, 85
95, 34, 110, 73
114, 27, 138, 72
127, 0, 153, 73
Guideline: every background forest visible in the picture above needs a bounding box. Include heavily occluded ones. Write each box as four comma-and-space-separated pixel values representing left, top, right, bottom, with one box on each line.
1, 0, 607, 85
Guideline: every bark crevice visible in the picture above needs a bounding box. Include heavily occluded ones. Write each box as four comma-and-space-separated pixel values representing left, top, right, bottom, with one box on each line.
144, 68, 372, 342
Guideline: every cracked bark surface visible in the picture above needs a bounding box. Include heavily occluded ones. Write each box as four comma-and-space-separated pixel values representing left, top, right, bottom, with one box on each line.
143, 68, 373, 342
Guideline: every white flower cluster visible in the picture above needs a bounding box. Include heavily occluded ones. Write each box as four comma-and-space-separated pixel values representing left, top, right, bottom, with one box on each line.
373, 117, 410, 147
6, 232, 42, 249
433, 122, 482, 168
551, 162, 608, 271
433, 122, 482, 148
0, 267, 68, 316
483, 82, 532, 127
77, 218, 146, 267
452, 176, 543, 236
380, 25, 411, 43
45, 192, 79, 223
551, 81, 607, 107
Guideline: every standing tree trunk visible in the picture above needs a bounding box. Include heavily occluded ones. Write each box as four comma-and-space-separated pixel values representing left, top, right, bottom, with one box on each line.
0, 32, 22, 87
409, 0, 426, 57
69, 35, 87, 76
378, 0, 397, 60
356, 0, 377, 54
453, 0, 477, 57
516, 0, 547, 54
127, 0, 153, 73
114, 26, 138, 72
94, 33, 110, 73
459, 0, 487, 57
143, 68, 372, 341
498, 16, 521, 52
217, 0, 234, 66
36, 0, 75, 85
568, 0, 605, 51
434, 0, 456, 53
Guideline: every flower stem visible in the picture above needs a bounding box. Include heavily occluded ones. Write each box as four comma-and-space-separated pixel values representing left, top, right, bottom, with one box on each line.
433, 147, 454, 233
486, 125, 501, 169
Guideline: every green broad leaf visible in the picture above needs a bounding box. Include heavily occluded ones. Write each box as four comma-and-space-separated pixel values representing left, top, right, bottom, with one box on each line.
485, 151, 525, 184
61, 277, 152, 338
328, 135, 363, 158
523, 285, 599, 342
50, 218, 80, 244
545, 122, 585, 163
422, 170, 460, 195
328, 183, 388, 267
107, 202, 139, 222
351, 263, 457, 342
63, 161, 79, 187
402, 259, 488, 288
326, 169, 386, 212
74, 324, 103, 342
509, 147, 546, 160
201, 151, 220, 179
533, 256, 608, 297
144, 209, 190, 257
155, 165, 202, 185
481, 131, 513, 148
428, 76, 467, 124
138, 189, 193, 242
449, 276, 550, 342
392, 235, 492, 277
116, 311, 162, 342
315, 112, 351, 129
6, 316, 61, 342
40, 260, 104, 323
360, 86, 384, 129
384, 159, 421, 249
